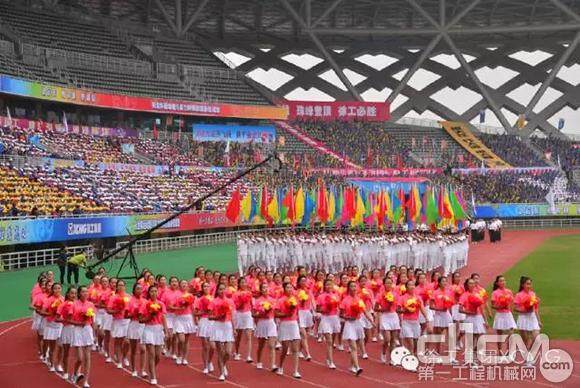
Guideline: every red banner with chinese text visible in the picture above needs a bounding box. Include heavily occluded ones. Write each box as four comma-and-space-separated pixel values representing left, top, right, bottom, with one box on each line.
285, 101, 390, 122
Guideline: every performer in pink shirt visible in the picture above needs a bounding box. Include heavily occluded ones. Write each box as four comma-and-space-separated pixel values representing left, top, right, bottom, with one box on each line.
139, 285, 168, 385
296, 275, 314, 361
233, 277, 254, 362
30, 277, 49, 359
71, 285, 96, 388
491, 275, 517, 353
398, 280, 427, 355
41, 282, 64, 372
275, 282, 301, 379
107, 279, 130, 369
374, 277, 400, 365
127, 283, 146, 378
514, 276, 542, 366
56, 286, 77, 380
194, 282, 215, 375
431, 276, 455, 360
252, 282, 277, 371
209, 283, 235, 381
316, 279, 341, 369
172, 279, 197, 365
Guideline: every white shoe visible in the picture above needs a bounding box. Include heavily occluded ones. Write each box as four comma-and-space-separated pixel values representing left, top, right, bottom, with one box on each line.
224, 366, 228, 377
141, 371, 148, 378
105, 357, 112, 363
256, 362, 263, 369
202, 367, 209, 374
150, 378, 157, 385
172, 354, 177, 360
276, 368, 284, 375
337, 344, 344, 351
246, 356, 253, 363
380, 353, 386, 363
317, 337, 323, 343
49, 366, 56, 373
131, 370, 138, 377
83, 383, 90, 388
327, 361, 336, 369
350, 366, 358, 374
293, 372, 302, 379
182, 359, 188, 365
91, 344, 97, 351
234, 353, 241, 361
63, 373, 69, 380
361, 353, 368, 359
371, 337, 377, 342
175, 358, 182, 365
124, 358, 130, 367
298, 352, 305, 359
275, 342, 282, 349
208, 362, 214, 372
219, 374, 226, 381
56, 365, 64, 373
116, 362, 122, 369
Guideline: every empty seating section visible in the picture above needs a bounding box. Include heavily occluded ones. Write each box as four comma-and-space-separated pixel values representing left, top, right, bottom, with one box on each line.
0, 2, 270, 105
0, 2, 131, 58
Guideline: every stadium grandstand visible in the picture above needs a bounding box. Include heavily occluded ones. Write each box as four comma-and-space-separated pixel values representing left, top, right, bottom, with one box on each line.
0, 1, 579, 387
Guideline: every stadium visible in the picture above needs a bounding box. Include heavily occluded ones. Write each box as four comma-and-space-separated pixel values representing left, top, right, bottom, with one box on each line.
0, 0, 579, 386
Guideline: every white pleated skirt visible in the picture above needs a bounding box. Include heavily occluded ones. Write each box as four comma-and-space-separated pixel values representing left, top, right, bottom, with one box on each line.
380, 312, 401, 331
359, 314, 373, 330
342, 319, 365, 341
95, 308, 105, 327
31, 311, 43, 332
298, 310, 314, 328
58, 325, 75, 345
419, 306, 434, 324
493, 312, 517, 330
111, 318, 130, 338
141, 324, 165, 346
400, 320, 421, 339
127, 320, 144, 340
517, 312, 540, 332
197, 317, 213, 338
463, 314, 486, 334
255, 319, 278, 338
210, 321, 234, 343
233, 311, 254, 330
165, 313, 175, 330
318, 315, 341, 334
451, 304, 465, 321
278, 321, 301, 342
72, 325, 95, 347
43, 321, 63, 341
174, 314, 197, 334
102, 313, 113, 331
433, 310, 453, 328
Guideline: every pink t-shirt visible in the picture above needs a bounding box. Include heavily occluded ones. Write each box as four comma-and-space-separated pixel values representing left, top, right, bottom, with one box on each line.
30, 284, 42, 300
432, 288, 454, 311
194, 295, 213, 318
99, 289, 115, 309
140, 300, 167, 325
189, 277, 203, 295
268, 283, 284, 299
32, 293, 46, 312
172, 291, 194, 316
492, 288, 514, 313
253, 295, 275, 320
88, 286, 102, 304
450, 284, 465, 304
43, 295, 64, 322
514, 290, 540, 313
416, 283, 434, 304
162, 289, 179, 313
276, 295, 299, 322
108, 292, 130, 320
57, 300, 75, 325
316, 292, 339, 316
340, 294, 365, 320
233, 290, 253, 312
369, 279, 383, 297
399, 293, 423, 321
128, 295, 145, 321
459, 291, 485, 315
73, 300, 96, 326
376, 288, 398, 313
359, 286, 373, 309
209, 296, 234, 322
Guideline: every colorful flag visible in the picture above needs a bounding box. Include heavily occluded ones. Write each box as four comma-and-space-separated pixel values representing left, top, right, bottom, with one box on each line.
450, 190, 466, 220
328, 188, 336, 224
282, 186, 296, 224
260, 186, 272, 224
317, 182, 329, 224
442, 188, 454, 220
426, 187, 438, 225
267, 191, 280, 224
225, 189, 241, 223
295, 187, 305, 223
302, 190, 316, 226
241, 191, 253, 222
352, 189, 366, 226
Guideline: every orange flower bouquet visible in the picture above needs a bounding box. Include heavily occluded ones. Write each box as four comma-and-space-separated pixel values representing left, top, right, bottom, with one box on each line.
384, 291, 395, 303
85, 307, 95, 319
287, 296, 298, 309
404, 297, 418, 313
468, 293, 484, 307
297, 290, 309, 304
181, 292, 194, 306
148, 302, 161, 316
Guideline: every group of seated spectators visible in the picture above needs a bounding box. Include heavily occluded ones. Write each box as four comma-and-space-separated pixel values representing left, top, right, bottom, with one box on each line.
0, 163, 106, 217
477, 133, 548, 167
531, 136, 579, 171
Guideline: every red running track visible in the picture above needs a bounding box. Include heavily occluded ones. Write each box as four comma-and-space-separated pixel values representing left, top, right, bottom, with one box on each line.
1, 229, 579, 387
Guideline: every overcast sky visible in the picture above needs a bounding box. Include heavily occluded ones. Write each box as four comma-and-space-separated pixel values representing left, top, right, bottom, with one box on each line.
218, 49, 580, 137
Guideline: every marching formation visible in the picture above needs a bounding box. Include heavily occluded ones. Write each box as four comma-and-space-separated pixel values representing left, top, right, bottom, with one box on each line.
29, 258, 542, 386
237, 230, 469, 276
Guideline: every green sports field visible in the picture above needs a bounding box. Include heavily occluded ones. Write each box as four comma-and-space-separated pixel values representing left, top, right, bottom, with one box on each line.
0, 243, 238, 322
499, 234, 580, 339
1, 235, 580, 340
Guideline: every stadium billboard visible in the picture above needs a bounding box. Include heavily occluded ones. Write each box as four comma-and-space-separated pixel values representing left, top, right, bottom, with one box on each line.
0, 75, 288, 120
475, 203, 580, 218
0, 212, 251, 246
285, 101, 390, 121
192, 124, 276, 143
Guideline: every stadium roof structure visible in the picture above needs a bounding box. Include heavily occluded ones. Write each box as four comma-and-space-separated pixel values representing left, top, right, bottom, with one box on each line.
42, 1, 580, 139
